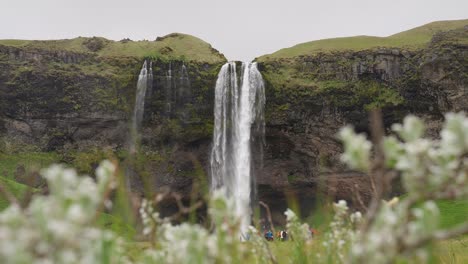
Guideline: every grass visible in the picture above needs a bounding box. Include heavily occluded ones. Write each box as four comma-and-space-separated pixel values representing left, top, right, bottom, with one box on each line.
0, 176, 31, 210
97, 212, 136, 239
437, 199, 468, 229
265, 236, 468, 264
259, 19, 468, 60
0, 33, 226, 63
435, 236, 468, 264
0, 152, 60, 180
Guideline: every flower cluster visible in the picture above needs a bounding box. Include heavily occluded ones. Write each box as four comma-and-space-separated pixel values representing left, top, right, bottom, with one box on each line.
0, 160, 126, 264
323, 200, 361, 262
285, 209, 312, 242
141, 188, 246, 264
339, 112, 468, 263
339, 126, 372, 171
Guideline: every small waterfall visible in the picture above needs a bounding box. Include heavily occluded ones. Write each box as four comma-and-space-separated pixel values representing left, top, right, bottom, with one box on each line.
210, 61, 265, 235
181, 63, 190, 91
164, 62, 192, 118
179, 63, 192, 119
146, 61, 154, 98
165, 63, 173, 115
130, 60, 150, 153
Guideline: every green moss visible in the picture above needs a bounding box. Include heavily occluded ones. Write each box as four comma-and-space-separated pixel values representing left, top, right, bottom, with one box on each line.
287, 174, 299, 183
277, 103, 290, 111
263, 59, 404, 111
350, 81, 404, 110
65, 148, 119, 174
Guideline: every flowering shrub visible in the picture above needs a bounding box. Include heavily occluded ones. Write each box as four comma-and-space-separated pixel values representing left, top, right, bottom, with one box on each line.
0, 160, 128, 264
0, 112, 466, 264
339, 112, 468, 263
323, 200, 361, 262
140, 189, 247, 264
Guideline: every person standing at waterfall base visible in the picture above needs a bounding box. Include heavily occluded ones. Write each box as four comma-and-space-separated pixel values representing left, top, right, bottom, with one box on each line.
280, 230, 288, 241
264, 230, 274, 241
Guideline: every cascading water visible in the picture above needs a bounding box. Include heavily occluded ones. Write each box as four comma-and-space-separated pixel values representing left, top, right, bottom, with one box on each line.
130, 60, 150, 154
165, 63, 173, 115
180, 63, 190, 93
146, 61, 154, 99
210, 61, 265, 235
164, 62, 192, 118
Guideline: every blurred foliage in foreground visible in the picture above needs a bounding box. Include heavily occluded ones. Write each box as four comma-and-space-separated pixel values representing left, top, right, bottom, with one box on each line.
0, 112, 467, 263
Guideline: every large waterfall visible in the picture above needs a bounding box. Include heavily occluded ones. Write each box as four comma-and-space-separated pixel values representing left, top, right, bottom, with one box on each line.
210, 61, 265, 234
130, 60, 152, 153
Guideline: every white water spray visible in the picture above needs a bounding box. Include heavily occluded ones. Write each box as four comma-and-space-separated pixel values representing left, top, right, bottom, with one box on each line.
210, 61, 265, 234
130, 60, 150, 153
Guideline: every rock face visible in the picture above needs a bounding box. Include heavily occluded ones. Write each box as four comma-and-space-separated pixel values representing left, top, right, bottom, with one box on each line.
0, 47, 131, 151
256, 27, 467, 214
0, 27, 467, 220
0, 41, 223, 199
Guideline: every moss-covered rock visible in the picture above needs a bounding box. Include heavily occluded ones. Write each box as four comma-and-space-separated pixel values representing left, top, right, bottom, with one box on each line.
254, 23, 467, 209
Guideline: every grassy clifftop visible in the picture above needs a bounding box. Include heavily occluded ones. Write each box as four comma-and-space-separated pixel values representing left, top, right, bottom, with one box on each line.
259, 19, 468, 61
0, 33, 226, 64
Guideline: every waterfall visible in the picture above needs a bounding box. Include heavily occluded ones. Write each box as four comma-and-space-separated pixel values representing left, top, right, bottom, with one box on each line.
164, 62, 192, 118
146, 61, 154, 98
210, 61, 265, 234
165, 63, 173, 115
181, 63, 190, 91
130, 60, 150, 153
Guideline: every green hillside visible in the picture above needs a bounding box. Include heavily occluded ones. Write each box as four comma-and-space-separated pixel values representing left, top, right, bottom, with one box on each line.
259, 19, 468, 60
0, 33, 226, 63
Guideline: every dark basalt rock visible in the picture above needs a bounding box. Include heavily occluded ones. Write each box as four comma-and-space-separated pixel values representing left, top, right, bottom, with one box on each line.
255, 30, 467, 216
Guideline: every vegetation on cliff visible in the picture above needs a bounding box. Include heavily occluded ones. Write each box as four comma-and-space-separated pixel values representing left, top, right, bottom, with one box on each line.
0, 33, 226, 63
259, 19, 468, 60
256, 19, 467, 145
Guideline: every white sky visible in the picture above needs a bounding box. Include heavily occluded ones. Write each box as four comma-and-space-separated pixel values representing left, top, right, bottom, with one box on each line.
1, 0, 467, 61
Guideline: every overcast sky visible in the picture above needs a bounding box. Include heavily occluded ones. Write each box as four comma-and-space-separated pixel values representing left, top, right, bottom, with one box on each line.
1, 0, 467, 61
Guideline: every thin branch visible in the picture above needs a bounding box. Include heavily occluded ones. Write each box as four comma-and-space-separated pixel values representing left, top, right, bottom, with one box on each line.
165, 192, 204, 222
352, 183, 367, 211
92, 160, 119, 223
362, 109, 386, 232
259, 201, 275, 233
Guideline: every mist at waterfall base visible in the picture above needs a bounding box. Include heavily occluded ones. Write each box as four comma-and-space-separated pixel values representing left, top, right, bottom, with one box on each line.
210, 62, 266, 235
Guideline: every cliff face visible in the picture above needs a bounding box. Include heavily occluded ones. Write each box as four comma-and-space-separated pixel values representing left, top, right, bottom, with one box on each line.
0, 44, 134, 150
257, 27, 467, 211
0, 35, 225, 200
0, 24, 467, 219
